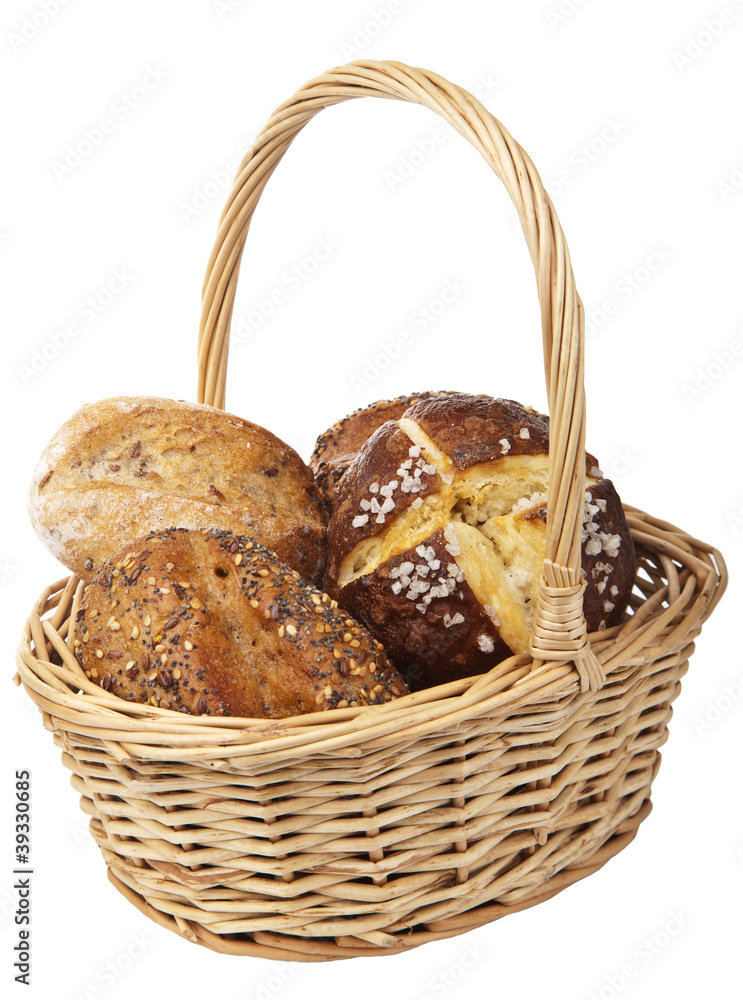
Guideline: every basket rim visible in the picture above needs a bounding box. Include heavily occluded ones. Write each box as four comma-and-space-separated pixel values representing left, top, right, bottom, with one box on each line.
16, 503, 726, 761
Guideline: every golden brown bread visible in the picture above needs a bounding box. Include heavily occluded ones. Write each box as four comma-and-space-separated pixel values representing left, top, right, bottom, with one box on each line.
29, 396, 327, 585
311, 391, 456, 503
72, 527, 408, 718
324, 393, 636, 689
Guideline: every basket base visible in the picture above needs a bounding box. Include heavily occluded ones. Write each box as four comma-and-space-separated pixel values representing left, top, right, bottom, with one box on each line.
106, 800, 650, 962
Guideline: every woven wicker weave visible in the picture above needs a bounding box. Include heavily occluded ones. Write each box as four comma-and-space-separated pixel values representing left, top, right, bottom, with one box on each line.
16, 60, 726, 962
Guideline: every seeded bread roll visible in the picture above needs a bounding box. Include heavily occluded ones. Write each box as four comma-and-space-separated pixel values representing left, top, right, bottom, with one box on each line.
72, 528, 407, 718
29, 396, 327, 586
324, 393, 635, 689
311, 391, 456, 503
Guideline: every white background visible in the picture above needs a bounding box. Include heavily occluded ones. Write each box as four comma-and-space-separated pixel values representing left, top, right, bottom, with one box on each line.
1, 1, 741, 998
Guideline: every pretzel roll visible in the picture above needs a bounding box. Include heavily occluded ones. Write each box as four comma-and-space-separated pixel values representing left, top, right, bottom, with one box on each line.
324, 393, 635, 689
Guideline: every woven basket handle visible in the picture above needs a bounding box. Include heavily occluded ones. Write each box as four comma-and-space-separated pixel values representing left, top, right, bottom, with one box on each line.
197, 59, 604, 693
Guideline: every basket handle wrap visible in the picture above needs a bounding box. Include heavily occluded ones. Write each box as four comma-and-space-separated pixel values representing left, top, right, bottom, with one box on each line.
197, 59, 604, 694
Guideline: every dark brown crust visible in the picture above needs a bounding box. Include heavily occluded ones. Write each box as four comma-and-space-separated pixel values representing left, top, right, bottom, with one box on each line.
403, 394, 600, 473
311, 390, 457, 471
325, 394, 635, 691
581, 479, 636, 633
333, 530, 509, 689
325, 421, 444, 583
72, 528, 407, 719
405, 395, 551, 469
29, 396, 328, 586
311, 391, 458, 505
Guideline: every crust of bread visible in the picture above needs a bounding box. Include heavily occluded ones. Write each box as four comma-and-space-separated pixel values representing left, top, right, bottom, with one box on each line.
72, 528, 407, 718
311, 390, 456, 502
325, 420, 447, 583
325, 394, 636, 688
29, 396, 327, 585
334, 529, 509, 689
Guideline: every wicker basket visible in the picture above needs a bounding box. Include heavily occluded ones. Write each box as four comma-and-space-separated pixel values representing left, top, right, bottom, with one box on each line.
16, 60, 726, 962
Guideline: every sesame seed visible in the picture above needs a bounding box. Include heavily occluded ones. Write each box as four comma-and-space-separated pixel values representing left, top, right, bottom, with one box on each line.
131, 626, 139, 640
184, 641, 193, 651
147, 577, 156, 586
95, 649, 103, 659
234, 553, 243, 565
286, 624, 297, 636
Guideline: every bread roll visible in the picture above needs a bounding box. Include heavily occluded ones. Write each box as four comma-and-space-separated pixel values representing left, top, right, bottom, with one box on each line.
29, 396, 327, 585
324, 393, 635, 688
311, 391, 456, 503
72, 527, 407, 718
